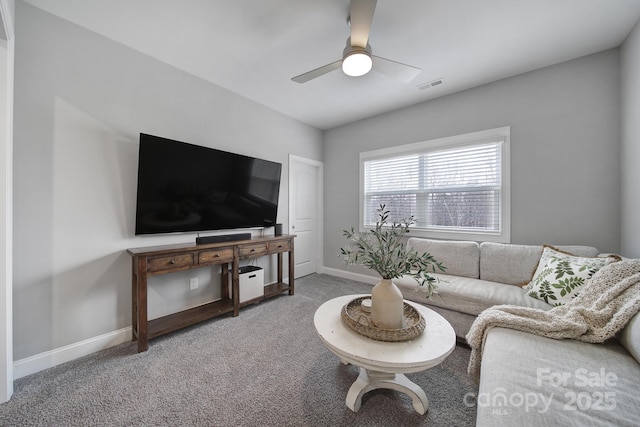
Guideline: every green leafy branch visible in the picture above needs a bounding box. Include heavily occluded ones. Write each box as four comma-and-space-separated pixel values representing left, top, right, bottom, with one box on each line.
339, 205, 446, 297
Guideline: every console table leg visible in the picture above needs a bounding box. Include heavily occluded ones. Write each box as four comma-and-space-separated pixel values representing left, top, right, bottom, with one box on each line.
133, 256, 149, 352
288, 241, 295, 295
137, 276, 149, 352
231, 253, 240, 317
131, 260, 138, 342
345, 368, 429, 415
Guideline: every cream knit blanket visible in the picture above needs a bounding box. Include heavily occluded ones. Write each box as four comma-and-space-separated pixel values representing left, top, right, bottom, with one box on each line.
466, 259, 640, 383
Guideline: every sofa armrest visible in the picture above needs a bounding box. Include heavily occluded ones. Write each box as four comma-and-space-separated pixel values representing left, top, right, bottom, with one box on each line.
619, 311, 640, 364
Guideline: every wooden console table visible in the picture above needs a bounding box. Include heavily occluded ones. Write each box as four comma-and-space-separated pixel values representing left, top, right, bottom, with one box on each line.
127, 235, 295, 352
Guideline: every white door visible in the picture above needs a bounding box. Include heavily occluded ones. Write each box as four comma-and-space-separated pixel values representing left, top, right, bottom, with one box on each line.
289, 155, 323, 278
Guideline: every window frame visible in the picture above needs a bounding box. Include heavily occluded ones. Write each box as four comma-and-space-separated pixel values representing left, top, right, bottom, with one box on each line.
359, 127, 511, 243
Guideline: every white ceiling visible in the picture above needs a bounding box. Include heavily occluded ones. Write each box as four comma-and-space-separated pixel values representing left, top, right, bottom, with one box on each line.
23, 0, 640, 130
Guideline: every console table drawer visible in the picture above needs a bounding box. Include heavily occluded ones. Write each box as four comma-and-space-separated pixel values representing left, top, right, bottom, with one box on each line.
148, 254, 194, 273
239, 243, 268, 258
199, 248, 234, 264
268, 240, 291, 253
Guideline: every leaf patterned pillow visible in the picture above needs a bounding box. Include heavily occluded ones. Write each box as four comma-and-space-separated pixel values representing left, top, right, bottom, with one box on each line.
525, 246, 620, 306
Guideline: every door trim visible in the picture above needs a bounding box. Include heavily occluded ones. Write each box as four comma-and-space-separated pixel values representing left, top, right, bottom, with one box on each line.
288, 155, 324, 276
0, 0, 14, 402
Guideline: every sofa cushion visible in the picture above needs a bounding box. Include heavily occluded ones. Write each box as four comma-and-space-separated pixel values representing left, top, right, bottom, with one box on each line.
477, 328, 640, 427
619, 311, 640, 365
480, 242, 544, 285
395, 273, 551, 316
479, 242, 601, 286
406, 238, 479, 279
525, 246, 620, 306
554, 245, 602, 258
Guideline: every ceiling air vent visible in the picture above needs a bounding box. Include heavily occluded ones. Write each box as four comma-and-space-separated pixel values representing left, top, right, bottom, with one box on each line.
417, 78, 444, 90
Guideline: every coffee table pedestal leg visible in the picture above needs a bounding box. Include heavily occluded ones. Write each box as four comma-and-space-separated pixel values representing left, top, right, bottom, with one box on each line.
346, 367, 429, 414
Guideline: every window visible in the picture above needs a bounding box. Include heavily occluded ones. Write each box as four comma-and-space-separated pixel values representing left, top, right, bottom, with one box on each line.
360, 127, 510, 242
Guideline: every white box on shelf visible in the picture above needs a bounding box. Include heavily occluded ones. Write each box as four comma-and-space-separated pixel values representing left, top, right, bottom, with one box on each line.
229, 266, 264, 303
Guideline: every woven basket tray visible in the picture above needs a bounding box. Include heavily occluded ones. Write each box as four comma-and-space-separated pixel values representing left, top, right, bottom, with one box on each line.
341, 296, 425, 342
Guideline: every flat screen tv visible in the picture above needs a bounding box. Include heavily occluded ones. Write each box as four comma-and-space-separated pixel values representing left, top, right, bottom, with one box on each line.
135, 133, 282, 235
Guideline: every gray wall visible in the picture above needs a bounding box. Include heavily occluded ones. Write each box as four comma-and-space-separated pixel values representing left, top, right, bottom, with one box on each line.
324, 49, 621, 273
13, 3, 322, 360
622, 20, 640, 258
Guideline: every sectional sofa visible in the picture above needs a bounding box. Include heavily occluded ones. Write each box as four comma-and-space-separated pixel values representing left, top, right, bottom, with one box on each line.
395, 238, 640, 426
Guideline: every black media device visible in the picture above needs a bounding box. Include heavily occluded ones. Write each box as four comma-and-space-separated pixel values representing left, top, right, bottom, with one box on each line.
134, 133, 282, 236
195, 233, 252, 245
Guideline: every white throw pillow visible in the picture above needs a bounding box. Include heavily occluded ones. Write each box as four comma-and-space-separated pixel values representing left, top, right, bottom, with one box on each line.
525, 246, 620, 306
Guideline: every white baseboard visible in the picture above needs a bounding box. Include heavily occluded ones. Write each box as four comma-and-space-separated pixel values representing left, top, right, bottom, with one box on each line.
13, 327, 132, 380
321, 267, 378, 285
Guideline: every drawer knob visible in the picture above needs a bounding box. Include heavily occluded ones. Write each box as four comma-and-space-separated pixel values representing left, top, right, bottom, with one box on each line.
170, 260, 176, 264
214, 254, 220, 258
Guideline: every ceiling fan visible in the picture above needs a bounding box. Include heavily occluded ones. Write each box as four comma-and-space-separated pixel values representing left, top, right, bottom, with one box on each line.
291, 0, 421, 84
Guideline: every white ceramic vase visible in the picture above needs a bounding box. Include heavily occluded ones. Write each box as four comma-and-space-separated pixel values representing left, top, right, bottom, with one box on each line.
370, 278, 404, 329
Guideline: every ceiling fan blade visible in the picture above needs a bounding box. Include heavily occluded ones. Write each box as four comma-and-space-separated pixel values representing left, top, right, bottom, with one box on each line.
372, 55, 421, 83
350, 0, 377, 48
291, 60, 343, 83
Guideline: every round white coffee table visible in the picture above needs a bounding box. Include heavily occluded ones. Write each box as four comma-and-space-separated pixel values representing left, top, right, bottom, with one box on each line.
314, 294, 456, 414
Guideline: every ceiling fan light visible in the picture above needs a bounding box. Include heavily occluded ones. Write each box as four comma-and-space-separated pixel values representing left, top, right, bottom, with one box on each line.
342, 51, 372, 77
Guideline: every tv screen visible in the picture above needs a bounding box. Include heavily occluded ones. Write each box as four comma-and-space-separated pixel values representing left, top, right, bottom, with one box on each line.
135, 133, 282, 235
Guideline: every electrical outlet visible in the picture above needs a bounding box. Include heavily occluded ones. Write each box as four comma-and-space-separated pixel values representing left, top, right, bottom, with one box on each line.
189, 277, 199, 290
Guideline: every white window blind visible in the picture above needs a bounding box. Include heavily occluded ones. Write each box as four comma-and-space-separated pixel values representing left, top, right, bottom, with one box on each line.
360, 127, 510, 242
